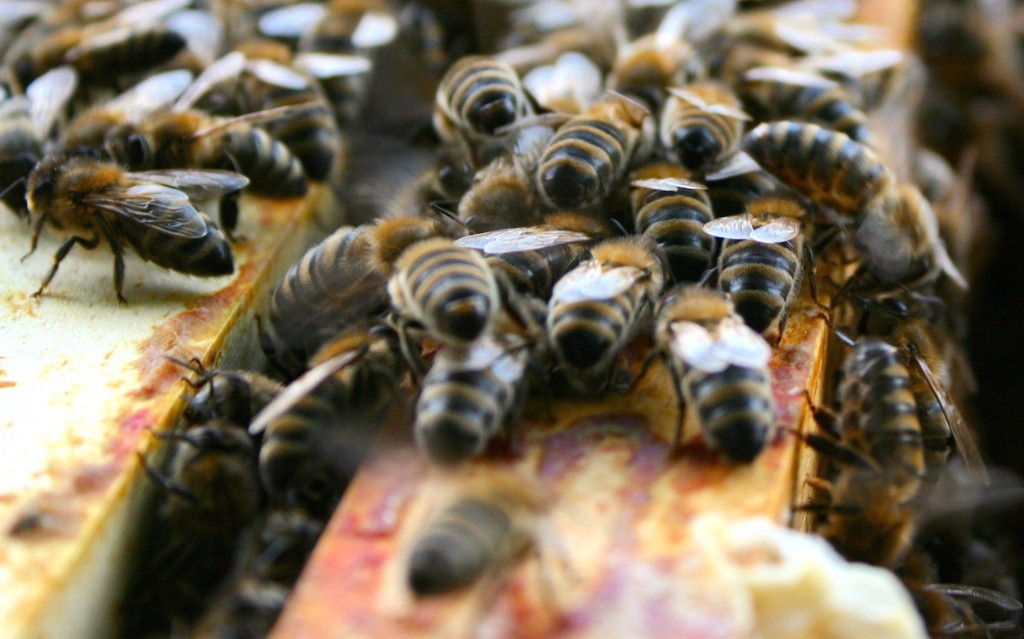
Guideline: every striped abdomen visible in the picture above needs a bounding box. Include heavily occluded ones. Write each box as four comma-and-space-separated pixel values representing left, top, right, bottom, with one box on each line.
438, 56, 526, 136
391, 239, 499, 344
259, 87, 340, 181
706, 169, 778, 218
635, 188, 715, 282
661, 98, 744, 171
839, 339, 924, 501
220, 126, 308, 197
743, 121, 890, 216
683, 364, 775, 463
486, 243, 591, 300
548, 285, 645, 373
538, 118, 634, 209
68, 27, 185, 77
718, 236, 802, 338
120, 216, 233, 277
741, 82, 871, 145
407, 495, 530, 595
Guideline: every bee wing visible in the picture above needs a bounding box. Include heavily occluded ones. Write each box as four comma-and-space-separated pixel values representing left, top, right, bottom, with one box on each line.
84, 185, 208, 238
113, 0, 191, 26
257, 2, 325, 39
190, 103, 321, 139
767, 0, 857, 20
704, 214, 755, 240
551, 262, 645, 305
670, 321, 730, 373
749, 217, 802, 243
704, 152, 762, 182
630, 177, 707, 192
800, 49, 904, 79
658, 0, 735, 45
771, 22, 853, 54
666, 87, 710, 110
125, 169, 249, 201
166, 9, 223, 68
248, 345, 370, 435
911, 352, 989, 485
935, 239, 969, 290
108, 69, 194, 122
175, 51, 245, 111
0, 1, 46, 27
703, 103, 752, 121
351, 11, 399, 49
26, 65, 78, 140
247, 59, 310, 90
455, 227, 588, 254
922, 584, 1024, 615
742, 66, 840, 89
712, 314, 773, 369
293, 52, 372, 79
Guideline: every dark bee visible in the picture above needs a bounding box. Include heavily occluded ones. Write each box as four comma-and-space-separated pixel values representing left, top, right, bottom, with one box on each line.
629, 166, 716, 283
415, 332, 533, 465
250, 324, 404, 517
704, 153, 781, 218
455, 211, 609, 300
547, 236, 666, 393
407, 469, 548, 596
738, 66, 873, 145
658, 82, 749, 173
260, 215, 447, 377
653, 284, 775, 462
167, 357, 283, 428
742, 120, 891, 217
704, 195, 807, 340
388, 237, 502, 345
25, 155, 244, 302
104, 105, 310, 200
62, 24, 186, 82
537, 91, 650, 210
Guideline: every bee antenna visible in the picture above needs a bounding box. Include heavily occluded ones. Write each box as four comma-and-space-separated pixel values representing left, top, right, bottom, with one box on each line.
428, 200, 467, 227
608, 217, 629, 237
697, 266, 718, 287
833, 328, 856, 347
0, 176, 25, 200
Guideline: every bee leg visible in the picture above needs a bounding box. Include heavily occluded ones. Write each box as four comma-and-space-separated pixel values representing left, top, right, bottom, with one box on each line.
32, 233, 100, 299
136, 452, 199, 504
803, 243, 831, 315
21, 212, 47, 262
96, 215, 129, 304
613, 348, 662, 395
219, 190, 242, 242
665, 360, 687, 455
803, 389, 839, 436
391, 315, 427, 382
804, 433, 880, 472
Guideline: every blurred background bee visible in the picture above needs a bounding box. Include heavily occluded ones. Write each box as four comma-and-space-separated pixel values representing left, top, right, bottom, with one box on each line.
24, 155, 246, 302
167, 356, 283, 428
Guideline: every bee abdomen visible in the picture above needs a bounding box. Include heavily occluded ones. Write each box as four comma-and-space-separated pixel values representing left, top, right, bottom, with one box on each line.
408, 498, 513, 595
406, 247, 497, 342
687, 365, 774, 462
415, 370, 512, 464
743, 121, 889, 215
549, 299, 632, 369
666, 113, 741, 170
539, 120, 628, 208
486, 244, 589, 300
127, 224, 233, 276
636, 192, 715, 282
70, 28, 185, 77
719, 240, 800, 333
796, 88, 871, 144
222, 127, 308, 197
263, 92, 339, 181
444, 57, 523, 135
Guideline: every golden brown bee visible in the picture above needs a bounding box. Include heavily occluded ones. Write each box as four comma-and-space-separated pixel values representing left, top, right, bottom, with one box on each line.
704, 195, 807, 340
260, 215, 448, 377
630, 165, 716, 283
250, 323, 404, 517
167, 356, 283, 428
738, 66, 873, 145
415, 332, 533, 465
537, 91, 651, 210
388, 237, 503, 345
407, 469, 548, 596
742, 120, 892, 217
547, 236, 666, 393
854, 183, 967, 290
653, 284, 775, 462
455, 211, 610, 300
25, 155, 243, 302
658, 82, 749, 172
104, 105, 309, 200
434, 55, 533, 159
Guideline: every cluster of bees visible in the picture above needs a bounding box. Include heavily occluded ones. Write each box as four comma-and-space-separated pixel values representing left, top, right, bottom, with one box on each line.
4, 0, 1022, 637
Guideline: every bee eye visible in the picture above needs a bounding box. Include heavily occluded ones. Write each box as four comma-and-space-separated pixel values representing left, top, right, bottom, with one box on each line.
126, 134, 149, 168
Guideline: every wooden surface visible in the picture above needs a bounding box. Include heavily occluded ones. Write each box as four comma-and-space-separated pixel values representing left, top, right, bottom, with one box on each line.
0, 190, 323, 639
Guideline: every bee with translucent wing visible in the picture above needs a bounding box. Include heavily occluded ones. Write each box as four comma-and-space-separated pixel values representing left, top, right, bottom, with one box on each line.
658, 82, 750, 173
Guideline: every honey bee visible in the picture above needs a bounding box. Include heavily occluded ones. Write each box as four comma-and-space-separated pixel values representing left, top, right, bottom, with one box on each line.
703, 195, 807, 339
738, 66, 873, 145
630, 166, 716, 283
260, 215, 448, 377
536, 91, 651, 210
104, 104, 311, 200
658, 82, 750, 173
521, 51, 603, 115
652, 284, 775, 461
407, 468, 548, 596
415, 331, 533, 465
0, 65, 78, 218
854, 183, 968, 290
742, 120, 892, 217
454, 211, 609, 300
388, 237, 504, 345
25, 155, 245, 302
703, 152, 781, 217
434, 55, 533, 161
547, 236, 666, 394
251, 323, 404, 516
166, 356, 283, 428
